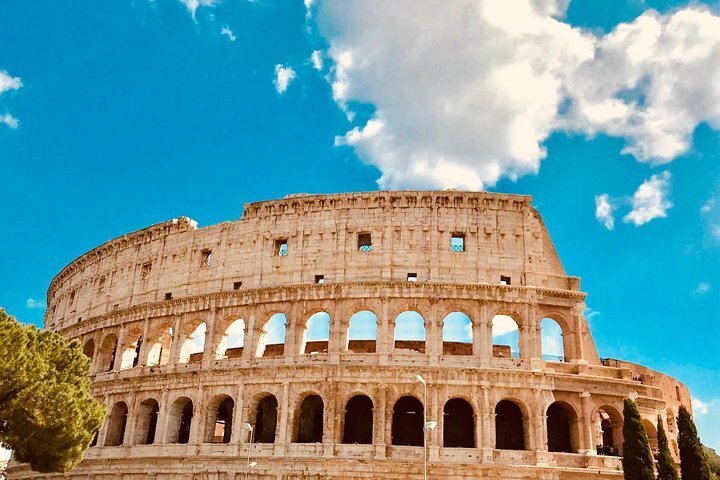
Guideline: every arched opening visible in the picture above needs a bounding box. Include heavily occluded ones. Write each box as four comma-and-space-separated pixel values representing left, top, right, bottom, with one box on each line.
206, 395, 234, 443
215, 318, 245, 359
342, 395, 373, 444
167, 397, 194, 444
442, 312, 473, 355
295, 394, 324, 443
547, 402, 577, 453
641, 419, 659, 457
179, 322, 206, 364
443, 398, 475, 448
98, 333, 118, 372
491, 315, 520, 358
300, 312, 330, 354
394, 311, 425, 353
82, 339, 95, 361
256, 313, 286, 357
541, 318, 565, 362
254, 395, 278, 443
346, 310, 377, 353
595, 405, 623, 456
146, 325, 173, 367
120, 330, 143, 370
391, 396, 424, 446
133, 398, 159, 445
495, 400, 525, 450
105, 401, 128, 446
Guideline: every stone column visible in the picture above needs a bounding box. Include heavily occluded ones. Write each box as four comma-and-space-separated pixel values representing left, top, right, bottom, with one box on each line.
328, 304, 343, 364
276, 382, 291, 454
233, 383, 245, 444
374, 384, 387, 459
479, 303, 491, 365
428, 384, 440, 460
156, 389, 170, 443
202, 308, 218, 367
188, 386, 204, 444
376, 298, 390, 358
168, 315, 182, 365
138, 319, 152, 366
96, 395, 112, 447
579, 392, 594, 454
126, 394, 140, 445
533, 388, 546, 452
284, 304, 298, 364
112, 325, 126, 371
323, 383, 337, 457
480, 381, 494, 463
427, 299, 440, 364
242, 309, 257, 361
574, 306, 587, 364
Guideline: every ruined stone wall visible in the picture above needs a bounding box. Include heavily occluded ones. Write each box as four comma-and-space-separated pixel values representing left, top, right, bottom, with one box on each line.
8, 191, 691, 480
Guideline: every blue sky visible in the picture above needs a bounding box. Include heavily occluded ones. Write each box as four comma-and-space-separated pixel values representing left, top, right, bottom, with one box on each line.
1, 0, 719, 449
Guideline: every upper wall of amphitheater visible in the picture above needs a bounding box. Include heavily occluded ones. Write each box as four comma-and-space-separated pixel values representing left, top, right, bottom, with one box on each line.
45, 190, 579, 329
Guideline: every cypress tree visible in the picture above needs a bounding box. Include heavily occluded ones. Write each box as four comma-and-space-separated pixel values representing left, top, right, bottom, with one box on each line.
621, 398, 655, 480
656, 415, 679, 480
678, 405, 712, 480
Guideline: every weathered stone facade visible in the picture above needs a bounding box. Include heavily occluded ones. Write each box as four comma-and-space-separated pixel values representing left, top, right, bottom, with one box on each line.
7, 191, 691, 480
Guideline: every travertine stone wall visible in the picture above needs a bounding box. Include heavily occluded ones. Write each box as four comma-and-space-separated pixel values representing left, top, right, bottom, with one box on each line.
8, 191, 691, 480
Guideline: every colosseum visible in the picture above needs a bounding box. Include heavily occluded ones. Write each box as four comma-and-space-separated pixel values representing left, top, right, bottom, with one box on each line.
7, 190, 691, 480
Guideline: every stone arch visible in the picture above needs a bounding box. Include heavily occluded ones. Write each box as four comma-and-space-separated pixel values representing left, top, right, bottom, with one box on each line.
97, 333, 118, 372
346, 310, 378, 353
294, 393, 324, 443
641, 418, 658, 451
166, 396, 194, 444
105, 401, 128, 446
391, 395, 424, 446
133, 398, 160, 445
495, 399, 527, 450
215, 318, 245, 360
546, 401, 579, 453
342, 395, 373, 444
82, 338, 95, 361
540, 317, 566, 362
253, 393, 278, 443
594, 404, 624, 456
442, 312, 473, 356
443, 398, 475, 448
491, 314, 520, 359
300, 311, 330, 354
146, 323, 173, 367
256, 313, 286, 358
179, 321, 206, 364
120, 327, 143, 370
205, 394, 234, 443
394, 311, 426, 353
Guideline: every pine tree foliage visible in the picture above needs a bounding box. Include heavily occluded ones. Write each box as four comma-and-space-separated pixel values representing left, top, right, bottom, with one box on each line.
621, 398, 655, 480
0, 309, 105, 473
656, 415, 679, 480
678, 405, 712, 480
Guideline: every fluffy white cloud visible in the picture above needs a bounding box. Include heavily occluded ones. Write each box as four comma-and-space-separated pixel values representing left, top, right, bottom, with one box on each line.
595, 194, 615, 230
694, 398, 710, 415
273, 64, 296, 94
310, 50, 323, 71
694, 282, 712, 297
220, 25, 236, 42
315, 2, 720, 190
0, 113, 18, 129
0, 70, 21, 95
491, 314, 519, 336
178, 0, 218, 20
26, 298, 46, 309
623, 171, 672, 226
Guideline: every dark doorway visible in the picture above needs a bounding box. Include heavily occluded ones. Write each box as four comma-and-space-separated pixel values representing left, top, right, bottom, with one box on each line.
495, 400, 525, 450
443, 398, 475, 448
547, 402, 573, 452
391, 396, 424, 446
213, 397, 234, 443
254, 395, 278, 443
342, 395, 373, 444
296, 394, 324, 443
178, 401, 193, 444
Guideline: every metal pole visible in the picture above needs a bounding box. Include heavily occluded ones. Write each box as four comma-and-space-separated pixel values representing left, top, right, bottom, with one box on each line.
423, 380, 427, 480
245, 427, 253, 480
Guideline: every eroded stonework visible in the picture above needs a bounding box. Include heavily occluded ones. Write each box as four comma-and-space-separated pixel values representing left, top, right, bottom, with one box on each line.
7, 191, 690, 480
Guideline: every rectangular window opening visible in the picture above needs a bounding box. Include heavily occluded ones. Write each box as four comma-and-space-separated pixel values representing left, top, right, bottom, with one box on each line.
233, 281, 243, 291
164, 292, 173, 300
97, 276, 106, 293
141, 262, 152, 279
500, 275, 511, 286
358, 232, 372, 252
315, 275, 325, 284
275, 239, 288, 257
69, 290, 76, 304
451, 233, 465, 252
201, 249, 212, 267
407, 272, 418, 282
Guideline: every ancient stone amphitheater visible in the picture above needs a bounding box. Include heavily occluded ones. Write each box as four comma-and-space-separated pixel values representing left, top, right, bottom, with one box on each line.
8, 191, 690, 480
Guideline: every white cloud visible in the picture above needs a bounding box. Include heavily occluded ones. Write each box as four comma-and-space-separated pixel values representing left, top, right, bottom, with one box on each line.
0, 113, 18, 129
273, 64, 296, 94
694, 398, 710, 415
178, 0, 219, 20
26, 298, 46, 310
220, 25, 236, 42
314, 2, 720, 190
623, 171, 672, 226
694, 282, 711, 297
595, 194, 615, 230
310, 50, 323, 71
0, 71, 21, 95
584, 307, 600, 320
701, 198, 715, 214
491, 314, 519, 336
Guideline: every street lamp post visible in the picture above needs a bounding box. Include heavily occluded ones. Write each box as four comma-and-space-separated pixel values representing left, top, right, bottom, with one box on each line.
242, 423, 254, 480
415, 374, 435, 480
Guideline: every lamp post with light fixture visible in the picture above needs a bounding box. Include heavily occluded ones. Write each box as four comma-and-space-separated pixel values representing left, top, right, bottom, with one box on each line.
414, 374, 435, 480
242, 423, 254, 480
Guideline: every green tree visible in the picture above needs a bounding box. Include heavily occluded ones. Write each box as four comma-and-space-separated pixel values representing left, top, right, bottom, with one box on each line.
0, 308, 105, 473
704, 445, 720, 479
678, 405, 712, 480
621, 398, 655, 480
656, 415, 679, 480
